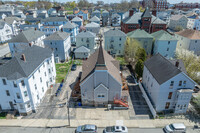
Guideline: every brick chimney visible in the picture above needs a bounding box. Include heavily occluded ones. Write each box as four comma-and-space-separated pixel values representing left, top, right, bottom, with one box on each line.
21, 54, 26, 62
35, 27, 37, 30
129, 9, 134, 17
175, 61, 179, 67
29, 43, 32, 47
152, 9, 157, 17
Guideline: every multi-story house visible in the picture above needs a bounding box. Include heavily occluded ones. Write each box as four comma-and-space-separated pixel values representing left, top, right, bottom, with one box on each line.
62, 21, 78, 44
121, 8, 167, 33
76, 31, 96, 54
80, 44, 122, 107
85, 22, 100, 34
175, 29, 200, 56
142, 0, 168, 10
44, 31, 71, 62
175, 2, 200, 9
8, 29, 46, 56
40, 17, 67, 36
168, 15, 188, 31
74, 46, 90, 59
142, 54, 196, 114
89, 16, 100, 24
111, 13, 121, 27
127, 29, 154, 55
187, 15, 200, 30
152, 30, 178, 58
37, 13, 48, 19
104, 28, 126, 56
102, 10, 109, 26
0, 21, 13, 43
71, 16, 83, 28
74, 10, 89, 21
0, 45, 56, 115
91, 10, 101, 18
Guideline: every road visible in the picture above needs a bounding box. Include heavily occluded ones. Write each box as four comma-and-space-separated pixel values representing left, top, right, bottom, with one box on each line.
0, 44, 10, 57
0, 127, 199, 133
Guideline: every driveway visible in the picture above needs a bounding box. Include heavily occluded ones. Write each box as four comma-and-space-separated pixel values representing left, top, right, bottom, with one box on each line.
23, 66, 82, 119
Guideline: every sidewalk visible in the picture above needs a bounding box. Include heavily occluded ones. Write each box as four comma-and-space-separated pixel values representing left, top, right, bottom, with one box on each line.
0, 119, 198, 128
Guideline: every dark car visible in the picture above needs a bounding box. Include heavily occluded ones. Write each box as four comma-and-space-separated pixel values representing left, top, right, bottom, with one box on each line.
194, 85, 200, 93
71, 64, 77, 71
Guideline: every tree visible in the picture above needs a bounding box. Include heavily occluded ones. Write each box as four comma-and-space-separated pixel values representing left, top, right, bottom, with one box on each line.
78, 0, 90, 9
135, 47, 147, 61
70, 1, 76, 9
175, 26, 183, 32
135, 59, 144, 78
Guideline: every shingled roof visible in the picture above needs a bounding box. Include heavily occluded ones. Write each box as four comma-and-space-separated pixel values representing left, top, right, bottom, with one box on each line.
41, 17, 67, 22
176, 29, 200, 40
0, 45, 52, 80
104, 28, 126, 37
151, 30, 177, 41
144, 54, 182, 85
141, 8, 151, 18
63, 21, 78, 29
44, 31, 70, 41
89, 15, 100, 22
76, 30, 96, 38
80, 44, 121, 84
127, 29, 153, 38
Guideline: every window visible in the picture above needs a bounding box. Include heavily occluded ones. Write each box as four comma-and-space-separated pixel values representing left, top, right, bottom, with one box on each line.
38, 69, 40, 73
179, 81, 182, 86
27, 102, 31, 108
151, 83, 153, 87
46, 82, 48, 87
42, 87, 44, 92
24, 91, 28, 97
21, 80, 25, 86
195, 40, 197, 43
43, 63, 45, 67
52, 67, 53, 72
170, 81, 174, 87
40, 77, 42, 83
47, 60, 49, 64
119, 38, 121, 41
16, 93, 20, 99
165, 102, 170, 109
183, 81, 186, 86
33, 74, 35, 79
168, 41, 170, 44
45, 72, 47, 76
48, 69, 51, 74
55, 48, 57, 51
6, 90, 10, 96
167, 48, 169, 51
13, 81, 17, 87
168, 92, 173, 99
119, 44, 121, 47
2, 79, 7, 85
98, 94, 105, 98
20, 104, 24, 109
81, 38, 83, 42
119, 50, 121, 54
37, 95, 39, 100
50, 78, 52, 82
87, 44, 89, 48
35, 84, 37, 90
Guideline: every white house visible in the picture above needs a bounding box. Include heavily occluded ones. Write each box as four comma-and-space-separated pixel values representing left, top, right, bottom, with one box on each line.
8, 29, 46, 56
104, 28, 126, 56
151, 30, 178, 58
142, 54, 196, 114
111, 13, 121, 27
0, 21, 13, 43
44, 31, 71, 62
168, 15, 188, 31
76, 31, 96, 54
187, 15, 200, 30
74, 46, 90, 59
0, 45, 56, 115
175, 29, 200, 56
85, 22, 100, 34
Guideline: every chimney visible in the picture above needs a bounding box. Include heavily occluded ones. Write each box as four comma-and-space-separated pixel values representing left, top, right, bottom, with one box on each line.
129, 9, 134, 17
152, 9, 157, 17
29, 43, 32, 47
175, 61, 179, 67
61, 28, 63, 32
35, 27, 37, 30
21, 54, 26, 62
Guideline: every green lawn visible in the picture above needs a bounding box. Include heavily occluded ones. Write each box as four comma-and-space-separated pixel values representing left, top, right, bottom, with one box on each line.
66, 11, 73, 14
74, 59, 82, 65
116, 57, 128, 66
56, 61, 72, 83
0, 112, 7, 119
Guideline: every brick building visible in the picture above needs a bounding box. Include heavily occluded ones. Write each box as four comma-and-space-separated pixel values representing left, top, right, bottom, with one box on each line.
121, 8, 167, 34
142, 0, 168, 10
175, 2, 200, 9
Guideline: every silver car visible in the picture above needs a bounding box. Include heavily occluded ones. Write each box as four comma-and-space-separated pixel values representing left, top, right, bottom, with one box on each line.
103, 126, 128, 133
164, 123, 186, 133
75, 124, 97, 133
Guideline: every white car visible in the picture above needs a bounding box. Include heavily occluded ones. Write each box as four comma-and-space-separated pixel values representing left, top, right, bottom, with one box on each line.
75, 124, 97, 133
103, 126, 128, 133
164, 123, 186, 133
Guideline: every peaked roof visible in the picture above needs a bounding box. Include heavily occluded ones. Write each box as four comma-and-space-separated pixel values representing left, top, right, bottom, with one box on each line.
81, 44, 121, 84
42, 17, 67, 22
89, 15, 100, 22
85, 22, 100, 28
44, 31, 70, 41
141, 8, 151, 18
127, 29, 153, 38
0, 45, 52, 80
102, 10, 109, 14
8, 29, 45, 43
170, 15, 186, 21
76, 31, 96, 38
71, 16, 82, 22
151, 30, 177, 41
176, 29, 200, 40
63, 21, 78, 29
187, 14, 199, 19
74, 46, 90, 53
144, 54, 182, 85
104, 28, 126, 37
93, 10, 101, 13
4, 16, 21, 25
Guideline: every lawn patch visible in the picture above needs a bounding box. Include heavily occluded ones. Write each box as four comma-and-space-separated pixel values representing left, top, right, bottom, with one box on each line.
56, 60, 72, 83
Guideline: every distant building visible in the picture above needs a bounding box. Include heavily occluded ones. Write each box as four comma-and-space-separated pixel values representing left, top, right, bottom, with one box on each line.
44, 31, 71, 62
0, 45, 56, 115
168, 15, 188, 31
71, 16, 83, 28
102, 10, 109, 26
175, 2, 200, 9
0, 21, 13, 43
187, 15, 200, 30
74, 10, 89, 20
91, 10, 101, 18
111, 13, 121, 27
74, 46, 90, 59
142, 0, 168, 10
142, 54, 195, 114
85, 22, 100, 34
89, 16, 100, 24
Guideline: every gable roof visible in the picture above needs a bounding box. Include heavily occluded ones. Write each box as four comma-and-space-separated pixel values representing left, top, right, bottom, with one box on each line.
44, 31, 70, 41
127, 29, 153, 38
4, 16, 21, 25
76, 31, 96, 38
71, 16, 82, 22
175, 29, 200, 40
74, 10, 88, 14
85, 22, 100, 28
102, 10, 109, 14
151, 30, 177, 41
0, 45, 52, 80
144, 54, 182, 85
104, 28, 126, 37
141, 8, 151, 18
63, 21, 78, 29
74, 46, 90, 53
170, 15, 186, 21
93, 10, 101, 13
41, 17, 67, 22
89, 15, 100, 22
81, 44, 121, 84
8, 29, 45, 43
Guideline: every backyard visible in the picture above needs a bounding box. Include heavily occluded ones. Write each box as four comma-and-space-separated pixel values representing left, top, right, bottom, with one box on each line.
55, 60, 72, 83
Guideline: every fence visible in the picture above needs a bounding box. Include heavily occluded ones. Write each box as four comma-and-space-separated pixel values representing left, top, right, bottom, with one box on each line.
139, 82, 157, 118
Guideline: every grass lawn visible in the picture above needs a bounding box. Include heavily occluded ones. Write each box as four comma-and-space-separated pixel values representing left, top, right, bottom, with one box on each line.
67, 11, 73, 14
74, 59, 82, 65
116, 57, 128, 66
0, 112, 7, 119
56, 60, 72, 83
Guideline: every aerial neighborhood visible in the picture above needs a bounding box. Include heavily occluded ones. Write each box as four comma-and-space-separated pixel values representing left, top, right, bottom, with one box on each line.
0, 0, 200, 132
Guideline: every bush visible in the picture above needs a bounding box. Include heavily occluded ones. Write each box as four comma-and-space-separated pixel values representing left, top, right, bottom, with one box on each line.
135, 59, 144, 78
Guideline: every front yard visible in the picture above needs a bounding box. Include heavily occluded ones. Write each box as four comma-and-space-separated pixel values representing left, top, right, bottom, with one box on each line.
56, 60, 72, 83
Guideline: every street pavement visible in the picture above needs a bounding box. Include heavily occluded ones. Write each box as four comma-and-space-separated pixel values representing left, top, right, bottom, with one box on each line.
0, 127, 200, 133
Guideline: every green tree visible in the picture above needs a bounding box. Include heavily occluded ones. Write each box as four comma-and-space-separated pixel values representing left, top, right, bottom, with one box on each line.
135, 59, 144, 78
78, 0, 90, 9
135, 47, 147, 61
70, 1, 76, 9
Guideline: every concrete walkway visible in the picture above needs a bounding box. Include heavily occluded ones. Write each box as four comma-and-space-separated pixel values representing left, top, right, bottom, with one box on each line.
0, 119, 198, 128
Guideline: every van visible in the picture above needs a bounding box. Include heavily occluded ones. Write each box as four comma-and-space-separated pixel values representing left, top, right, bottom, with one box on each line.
164, 123, 186, 133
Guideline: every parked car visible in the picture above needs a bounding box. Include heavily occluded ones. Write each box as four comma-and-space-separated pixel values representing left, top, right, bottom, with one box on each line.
103, 126, 128, 133
163, 123, 186, 133
75, 124, 97, 133
71, 64, 77, 71
194, 85, 200, 93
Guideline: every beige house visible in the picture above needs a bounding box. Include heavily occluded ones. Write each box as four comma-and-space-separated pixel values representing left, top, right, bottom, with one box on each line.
168, 15, 188, 31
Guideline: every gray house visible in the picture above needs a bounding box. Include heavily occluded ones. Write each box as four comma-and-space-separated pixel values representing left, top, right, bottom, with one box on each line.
74, 46, 90, 59
85, 22, 100, 34
89, 16, 100, 24
80, 44, 122, 107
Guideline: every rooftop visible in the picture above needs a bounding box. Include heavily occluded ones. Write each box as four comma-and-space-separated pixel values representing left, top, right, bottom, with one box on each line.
76, 30, 96, 38
42, 17, 67, 22
176, 29, 200, 40
89, 15, 100, 22
44, 31, 70, 41
62, 21, 78, 29
127, 29, 153, 38
85, 22, 100, 28
71, 16, 82, 22
104, 28, 126, 37
151, 30, 177, 41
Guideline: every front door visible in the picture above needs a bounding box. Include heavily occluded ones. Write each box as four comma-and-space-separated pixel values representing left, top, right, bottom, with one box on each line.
9, 101, 14, 110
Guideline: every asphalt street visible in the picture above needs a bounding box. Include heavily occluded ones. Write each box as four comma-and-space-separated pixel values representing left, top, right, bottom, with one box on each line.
0, 127, 200, 133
